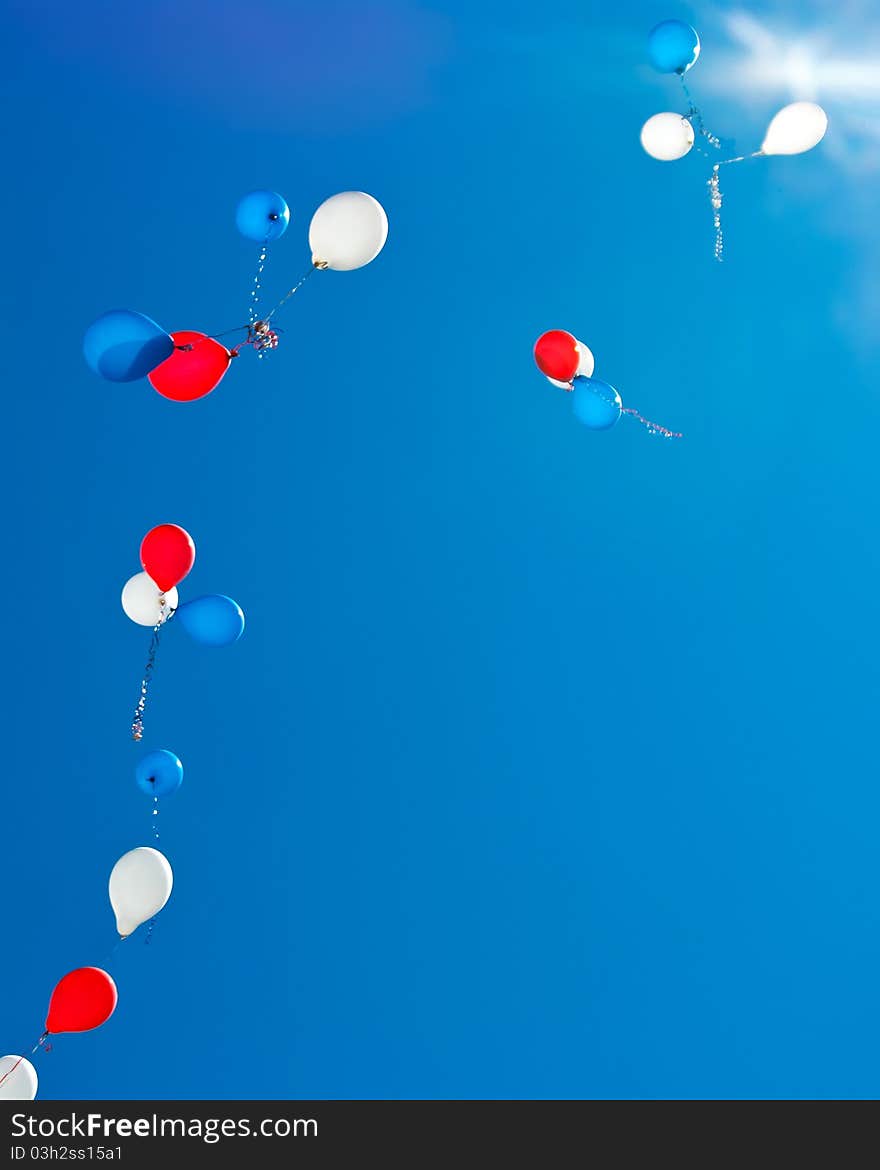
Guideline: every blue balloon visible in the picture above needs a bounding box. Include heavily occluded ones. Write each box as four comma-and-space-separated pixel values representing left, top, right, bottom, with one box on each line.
572, 376, 622, 431
135, 749, 183, 797
235, 190, 290, 242
175, 594, 245, 647
647, 20, 700, 74
83, 309, 174, 382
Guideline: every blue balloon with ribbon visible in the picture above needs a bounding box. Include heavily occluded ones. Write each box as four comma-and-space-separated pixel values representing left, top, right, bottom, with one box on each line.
572, 376, 622, 430
83, 309, 175, 382
647, 20, 700, 74
176, 594, 245, 647
235, 190, 290, 242
135, 749, 183, 797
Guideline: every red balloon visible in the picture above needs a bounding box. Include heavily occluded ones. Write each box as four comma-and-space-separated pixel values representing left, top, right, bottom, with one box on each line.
534, 330, 580, 382
148, 331, 232, 402
140, 523, 196, 592
46, 967, 117, 1035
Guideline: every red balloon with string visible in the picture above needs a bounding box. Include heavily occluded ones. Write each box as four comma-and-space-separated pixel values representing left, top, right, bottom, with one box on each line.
140, 524, 195, 592
46, 968, 118, 1035
148, 331, 233, 402
534, 330, 581, 382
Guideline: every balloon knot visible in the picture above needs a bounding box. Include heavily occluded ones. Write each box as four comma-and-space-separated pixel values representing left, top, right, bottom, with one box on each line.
313, 259, 329, 270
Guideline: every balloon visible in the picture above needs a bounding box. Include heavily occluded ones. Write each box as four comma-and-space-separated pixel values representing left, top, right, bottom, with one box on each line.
148, 332, 232, 402
546, 377, 574, 391
109, 847, 173, 938
0, 1056, 38, 1101
46, 968, 117, 1035
140, 524, 195, 593
135, 749, 183, 797
175, 594, 245, 647
761, 101, 828, 156
647, 20, 700, 74
534, 330, 580, 383
571, 376, 622, 431
83, 310, 174, 383
121, 572, 178, 627
640, 113, 695, 161
576, 341, 595, 379
309, 191, 388, 271
236, 190, 290, 242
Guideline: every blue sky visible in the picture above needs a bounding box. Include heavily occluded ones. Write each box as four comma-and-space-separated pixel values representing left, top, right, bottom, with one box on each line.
1, 0, 878, 1100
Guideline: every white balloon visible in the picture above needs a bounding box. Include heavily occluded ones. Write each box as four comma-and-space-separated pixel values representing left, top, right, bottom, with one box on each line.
761, 101, 828, 156
0, 1055, 38, 1100
109, 847, 173, 938
121, 572, 178, 627
575, 341, 595, 378
640, 113, 695, 161
309, 191, 388, 271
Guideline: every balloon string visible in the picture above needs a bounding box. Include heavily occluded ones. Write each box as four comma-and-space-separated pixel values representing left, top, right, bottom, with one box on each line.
247, 240, 272, 359
229, 323, 284, 358
708, 167, 724, 262
621, 406, 682, 439
175, 325, 250, 350
98, 937, 123, 974
107, 938, 122, 959
0, 1055, 24, 1087
164, 255, 320, 359
178, 315, 294, 349
265, 264, 320, 322
707, 151, 764, 262
131, 611, 171, 742
678, 74, 721, 151
21, 1032, 51, 1064
208, 325, 250, 340
248, 240, 270, 327
170, 254, 312, 353
716, 149, 764, 167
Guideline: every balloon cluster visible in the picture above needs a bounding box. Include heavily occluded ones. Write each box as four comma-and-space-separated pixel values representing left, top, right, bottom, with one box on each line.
534, 330, 682, 438
640, 19, 829, 260
83, 189, 389, 400
125, 524, 244, 742
123, 525, 244, 645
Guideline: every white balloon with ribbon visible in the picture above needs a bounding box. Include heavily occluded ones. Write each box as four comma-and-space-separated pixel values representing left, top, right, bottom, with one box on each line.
309, 192, 389, 271
761, 101, 828, 156
640, 113, 695, 161
109, 847, 173, 938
